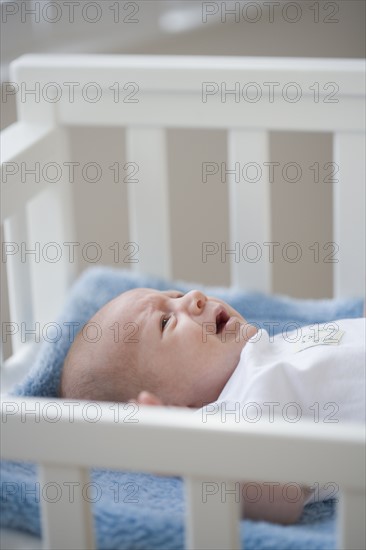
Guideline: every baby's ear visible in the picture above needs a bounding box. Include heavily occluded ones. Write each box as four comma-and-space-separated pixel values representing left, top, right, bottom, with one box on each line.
137, 391, 164, 406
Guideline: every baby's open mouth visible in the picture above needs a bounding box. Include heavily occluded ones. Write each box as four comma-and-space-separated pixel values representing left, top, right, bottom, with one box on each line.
215, 309, 230, 333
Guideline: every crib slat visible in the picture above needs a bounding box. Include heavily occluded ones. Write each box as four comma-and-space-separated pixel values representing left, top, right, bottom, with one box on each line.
27, 181, 76, 330
227, 130, 270, 291
125, 127, 172, 279
185, 477, 241, 550
1, 123, 56, 222
337, 489, 366, 550
27, 127, 77, 329
3, 210, 33, 354
39, 464, 95, 550
333, 132, 366, 298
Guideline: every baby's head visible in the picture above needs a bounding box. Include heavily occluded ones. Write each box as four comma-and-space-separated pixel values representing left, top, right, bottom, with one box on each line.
59, 288, 258, 408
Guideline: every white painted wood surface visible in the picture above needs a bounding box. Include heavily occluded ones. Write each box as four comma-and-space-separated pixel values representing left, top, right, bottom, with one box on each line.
58, 93, 364, 133
185, 476, 241, 550
3, 210, 33, 354
228, 130, 270, 291
1, 398, 365, 550
3, 54, 364, 299
125, 127, 172, 279
2, 399, 364, 486
1, 123, 58, 221
2, 54, 365, 300
333, 132, 366, 298
1, 124, 77, 340
39, 464, 95, 550
9, 55, 365, 95
337, 488, 366, 550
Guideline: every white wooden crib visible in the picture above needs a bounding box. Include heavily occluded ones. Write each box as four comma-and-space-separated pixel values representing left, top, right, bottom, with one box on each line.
1, 55, 365, 550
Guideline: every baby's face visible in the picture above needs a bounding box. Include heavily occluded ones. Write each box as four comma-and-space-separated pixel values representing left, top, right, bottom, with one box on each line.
96, 288, 257, 407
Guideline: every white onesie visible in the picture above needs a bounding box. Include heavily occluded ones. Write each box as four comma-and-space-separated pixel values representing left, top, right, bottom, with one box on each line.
200, 318, 365, 503
213, 318, 365, 424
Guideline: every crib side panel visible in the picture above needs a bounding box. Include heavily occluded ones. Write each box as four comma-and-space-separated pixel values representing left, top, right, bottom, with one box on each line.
41, 55, 364, 297
1, 123, 46, 354
4, 55, 365, 300
1, 123, 77, 354
2, 399, 366, 550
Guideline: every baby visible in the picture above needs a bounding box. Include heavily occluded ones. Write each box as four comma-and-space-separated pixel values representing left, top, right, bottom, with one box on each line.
60, 288, 258, 407
59, 287, 365, 524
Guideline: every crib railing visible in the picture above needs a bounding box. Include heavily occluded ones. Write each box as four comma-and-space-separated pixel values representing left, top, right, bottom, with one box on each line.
1, 397, 365, 550
1, 55, 365, 550
1, 55, 365, 356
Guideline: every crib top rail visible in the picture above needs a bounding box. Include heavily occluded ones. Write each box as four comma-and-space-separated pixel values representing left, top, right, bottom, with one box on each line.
2, 397, 365, 488
9, 54, 365, 94
6, 54, 365, 133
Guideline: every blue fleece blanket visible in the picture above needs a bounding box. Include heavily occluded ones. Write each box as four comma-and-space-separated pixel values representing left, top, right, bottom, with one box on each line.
1, 267, 364, 549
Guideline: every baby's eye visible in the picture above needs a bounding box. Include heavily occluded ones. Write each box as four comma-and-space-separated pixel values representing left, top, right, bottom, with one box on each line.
161, 316, 170, 331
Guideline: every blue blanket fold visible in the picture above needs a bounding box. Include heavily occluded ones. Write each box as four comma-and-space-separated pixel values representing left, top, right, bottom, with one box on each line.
1, 266, 363, 549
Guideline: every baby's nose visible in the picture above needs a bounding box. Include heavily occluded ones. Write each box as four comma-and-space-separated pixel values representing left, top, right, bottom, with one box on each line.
183, 290, 206, 314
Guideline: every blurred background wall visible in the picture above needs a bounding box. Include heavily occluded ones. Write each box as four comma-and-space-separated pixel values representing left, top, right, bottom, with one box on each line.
1, 0, 365, 298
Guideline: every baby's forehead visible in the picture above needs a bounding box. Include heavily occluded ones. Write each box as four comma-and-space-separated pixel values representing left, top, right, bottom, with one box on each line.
97, 288, 172, 352
99, 289, 144, 322
118, 287, 179, 308
120, 287, 160, 310
99, 288, 182, 322
104, 288, 174, 321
